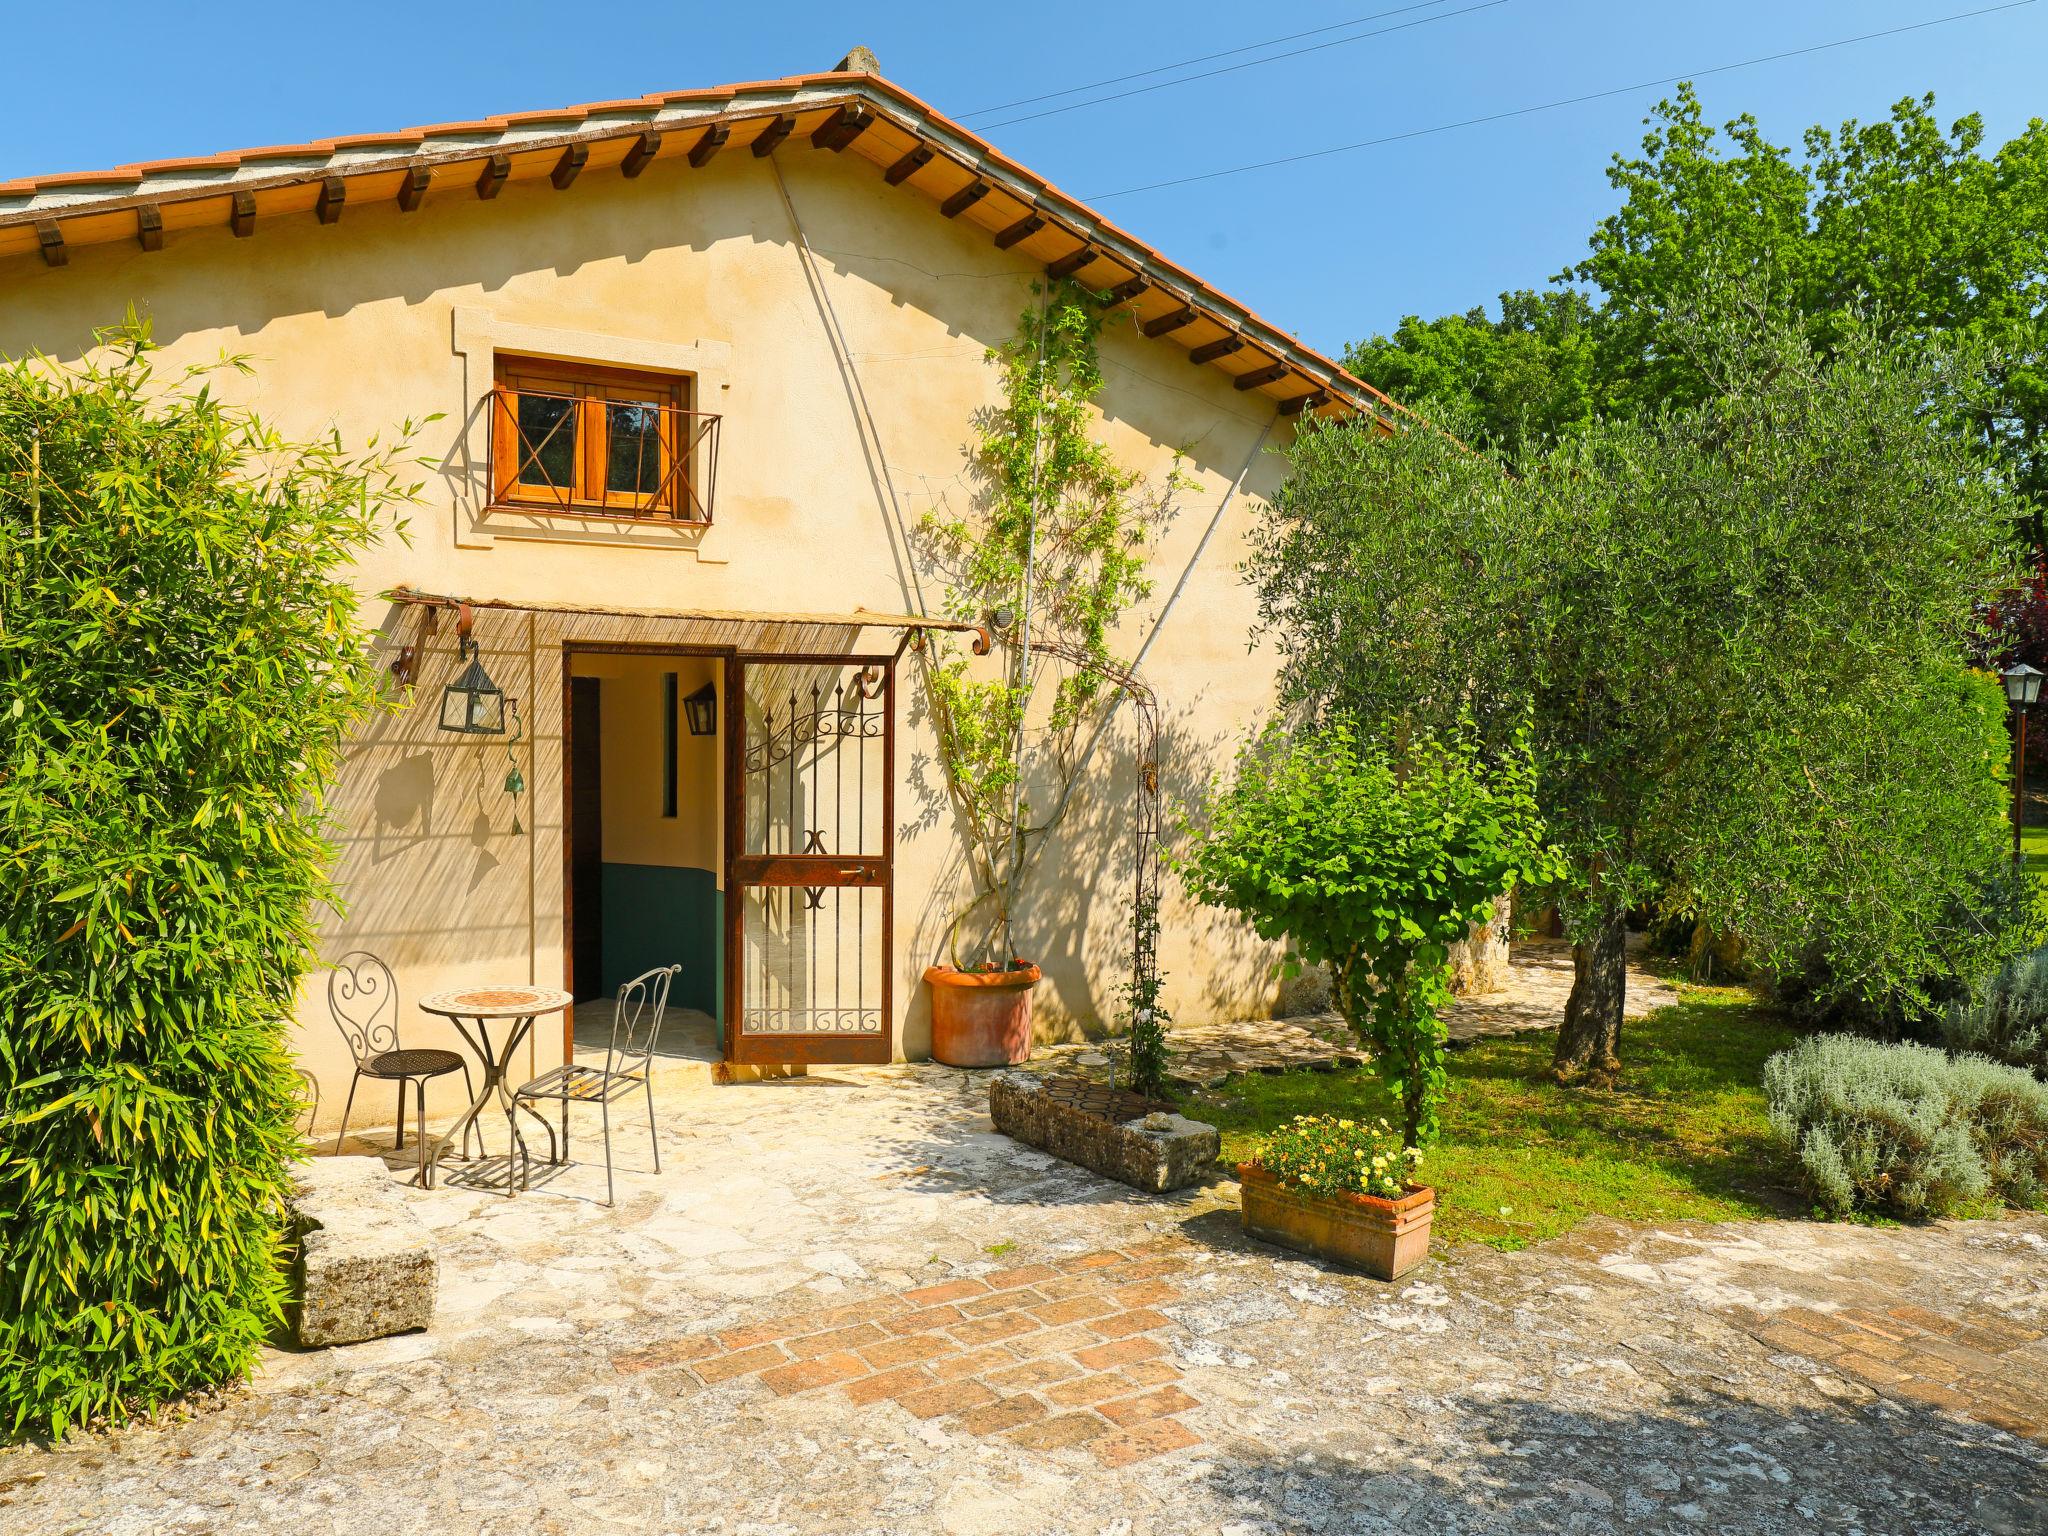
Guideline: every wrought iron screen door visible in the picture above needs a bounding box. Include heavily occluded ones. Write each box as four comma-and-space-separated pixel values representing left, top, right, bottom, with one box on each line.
727, 655, 894, 1065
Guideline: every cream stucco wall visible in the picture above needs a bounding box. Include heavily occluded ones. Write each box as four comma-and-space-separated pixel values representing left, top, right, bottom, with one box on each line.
0, 143, 1296, 1131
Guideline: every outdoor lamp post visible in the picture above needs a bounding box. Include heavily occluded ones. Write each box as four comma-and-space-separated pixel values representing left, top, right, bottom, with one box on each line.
2002, 662, 2044, 865
439, 637, 507, 735
683, 680, 718, 736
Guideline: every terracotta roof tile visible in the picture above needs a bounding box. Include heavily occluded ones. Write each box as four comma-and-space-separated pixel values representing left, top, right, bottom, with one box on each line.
0, 68, 1397, 417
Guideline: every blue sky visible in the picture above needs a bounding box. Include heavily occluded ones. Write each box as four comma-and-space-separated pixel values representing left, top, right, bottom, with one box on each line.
4, 2, 2041, 357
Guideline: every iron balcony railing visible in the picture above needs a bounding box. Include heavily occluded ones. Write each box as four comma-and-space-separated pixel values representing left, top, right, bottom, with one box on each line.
488, 385, 721, 525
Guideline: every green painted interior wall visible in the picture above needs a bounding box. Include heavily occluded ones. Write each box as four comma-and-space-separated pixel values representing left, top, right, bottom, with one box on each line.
600, 863, 722, 1018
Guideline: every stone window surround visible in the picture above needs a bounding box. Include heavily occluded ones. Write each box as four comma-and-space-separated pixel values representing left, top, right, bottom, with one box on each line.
452, 307, 733, 561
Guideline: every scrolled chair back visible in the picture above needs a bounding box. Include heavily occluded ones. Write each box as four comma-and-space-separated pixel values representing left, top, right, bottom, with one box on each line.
610, 964, 679, 1071
328, 950, 401, 1068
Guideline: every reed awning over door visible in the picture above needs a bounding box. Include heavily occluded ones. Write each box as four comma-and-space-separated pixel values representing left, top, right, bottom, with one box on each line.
381, 586, 988, 674
382, 586, 983, 638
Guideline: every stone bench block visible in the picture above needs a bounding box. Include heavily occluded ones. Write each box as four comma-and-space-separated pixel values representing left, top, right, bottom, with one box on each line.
989, 1072, 1219, 1193
288, 1156, 437, 1348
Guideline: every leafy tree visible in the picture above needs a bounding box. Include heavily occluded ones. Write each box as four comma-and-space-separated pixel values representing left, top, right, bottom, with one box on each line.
1577, 87, 2048, 501
1344, 290, 1602, 465
0, 323, 419, 1437
1254, 300, 2024, 1081
1179, 721, 1557, 1146
1349, 87, 2048, 505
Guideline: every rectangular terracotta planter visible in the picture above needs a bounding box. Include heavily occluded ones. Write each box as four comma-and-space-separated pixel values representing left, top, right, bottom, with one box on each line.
1235, 1164, 1435, 1280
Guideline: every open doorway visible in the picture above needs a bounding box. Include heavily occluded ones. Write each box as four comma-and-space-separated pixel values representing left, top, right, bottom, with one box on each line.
563, 646, 725, 1066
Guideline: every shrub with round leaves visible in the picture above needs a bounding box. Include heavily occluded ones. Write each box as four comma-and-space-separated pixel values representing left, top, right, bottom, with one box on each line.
0, 320, 422, 1438
1178, 718, 1561, 1148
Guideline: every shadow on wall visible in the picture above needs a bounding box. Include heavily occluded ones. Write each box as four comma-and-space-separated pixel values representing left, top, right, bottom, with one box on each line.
899, 647, 1277, 1045
329, 604, 542, 981
1016, 690, 1275, 1038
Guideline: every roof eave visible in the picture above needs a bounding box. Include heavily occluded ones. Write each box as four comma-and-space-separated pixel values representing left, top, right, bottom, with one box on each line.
0, 73, 1402, 428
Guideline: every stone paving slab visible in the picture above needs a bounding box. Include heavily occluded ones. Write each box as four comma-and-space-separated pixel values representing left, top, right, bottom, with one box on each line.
3, 1064, 2044, 1535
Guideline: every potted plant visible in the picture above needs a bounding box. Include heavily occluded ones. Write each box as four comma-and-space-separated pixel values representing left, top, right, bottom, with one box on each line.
925, 958, 1043, 1067
1236, 1115, 1434, 1279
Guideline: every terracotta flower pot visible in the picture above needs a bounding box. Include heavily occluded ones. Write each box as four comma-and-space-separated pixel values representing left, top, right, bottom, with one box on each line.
1235, 1164, 1435, 1280
924, 964, 1041, 1067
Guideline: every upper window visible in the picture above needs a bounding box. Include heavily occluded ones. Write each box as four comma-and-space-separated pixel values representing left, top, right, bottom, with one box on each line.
489, 357, 718, 523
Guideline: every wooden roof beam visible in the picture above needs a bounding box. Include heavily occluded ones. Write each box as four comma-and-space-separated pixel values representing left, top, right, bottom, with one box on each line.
1188, 336, 1244, 365
396, 165, 431, 212
1278, 390, 1332, 417
551, 143, 589, 188
751, 115, 796, 158
230, 190, 256, 238
811, 105, 873, 152
1141, 306, 1197, 339
476, 153, 510, 200
940, 179, 990, 218
1235, 361, 1291, 392
1046, 244, 1098, 281
622, 132, 661, 177
687, 125, 729, 169
35, 219, 64, 267
315, 176, 345, 224
136, 204, 163, 252
994, 211, 1044, 250
1100, 277, 1147, 306
885, 144, 933, 185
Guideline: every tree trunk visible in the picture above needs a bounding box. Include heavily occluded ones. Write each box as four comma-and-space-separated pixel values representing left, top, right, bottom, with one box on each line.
1553, 899, 1627, 1084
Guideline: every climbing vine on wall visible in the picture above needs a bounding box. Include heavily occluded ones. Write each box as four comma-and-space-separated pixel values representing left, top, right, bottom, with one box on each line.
920, 281, 1187, 1001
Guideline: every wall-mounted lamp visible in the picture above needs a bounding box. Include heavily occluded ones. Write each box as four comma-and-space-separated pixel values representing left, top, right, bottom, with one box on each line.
439, 636, 506, 734
683, 681, 718, 736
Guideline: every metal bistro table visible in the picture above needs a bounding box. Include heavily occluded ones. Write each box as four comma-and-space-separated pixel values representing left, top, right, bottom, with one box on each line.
418, 985, 573, 1194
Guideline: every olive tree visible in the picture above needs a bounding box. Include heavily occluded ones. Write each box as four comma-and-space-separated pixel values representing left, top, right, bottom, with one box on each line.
1251, 299, 2026, 1081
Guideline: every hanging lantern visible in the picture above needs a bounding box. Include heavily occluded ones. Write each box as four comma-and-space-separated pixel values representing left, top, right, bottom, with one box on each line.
683, 680, 718, 736
439, 637, 506, 734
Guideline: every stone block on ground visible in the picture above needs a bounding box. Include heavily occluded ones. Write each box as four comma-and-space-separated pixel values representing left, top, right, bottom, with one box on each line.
989, 1073, 1217, 1193
288, 1155, 437, 1348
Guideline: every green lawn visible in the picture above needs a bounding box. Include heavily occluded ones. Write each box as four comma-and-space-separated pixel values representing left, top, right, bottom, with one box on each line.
2022, 823, 2048, 880
1178, 984, 1809, 1249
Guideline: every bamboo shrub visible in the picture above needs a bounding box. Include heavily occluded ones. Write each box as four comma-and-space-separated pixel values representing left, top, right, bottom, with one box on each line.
0, 322, 422, 1437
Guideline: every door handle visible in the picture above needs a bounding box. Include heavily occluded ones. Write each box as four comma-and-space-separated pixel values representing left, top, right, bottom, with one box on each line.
839, 866, 864, 877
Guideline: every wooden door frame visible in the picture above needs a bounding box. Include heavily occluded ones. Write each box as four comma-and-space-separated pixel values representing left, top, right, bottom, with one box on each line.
726, 651, 897, 1066
559, 639, 735, 1064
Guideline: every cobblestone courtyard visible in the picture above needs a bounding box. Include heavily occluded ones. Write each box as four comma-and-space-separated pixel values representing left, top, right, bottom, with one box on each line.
3, 1057, 2045, 1536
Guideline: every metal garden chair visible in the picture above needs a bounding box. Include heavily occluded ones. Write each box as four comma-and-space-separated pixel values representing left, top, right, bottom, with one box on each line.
514, 963, 677, 1206
328, 951, 477, 1187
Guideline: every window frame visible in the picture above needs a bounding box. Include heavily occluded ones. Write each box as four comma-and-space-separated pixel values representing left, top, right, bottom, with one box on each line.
489, 356, 697, 522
